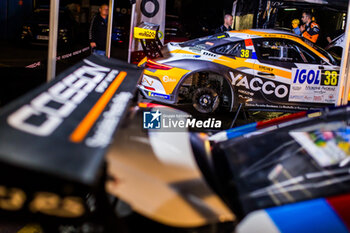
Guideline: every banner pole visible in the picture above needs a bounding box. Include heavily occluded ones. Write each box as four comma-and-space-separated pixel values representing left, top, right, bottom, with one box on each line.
106, 0, 115, 58
128, 3, 136, 63
336, 3, 350, 106
47, 0, 59, 82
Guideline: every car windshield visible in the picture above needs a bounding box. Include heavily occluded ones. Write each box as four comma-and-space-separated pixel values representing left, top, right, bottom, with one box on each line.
32, 9, 68, 23
179, 32, 229, 50
302, 38, 338, 66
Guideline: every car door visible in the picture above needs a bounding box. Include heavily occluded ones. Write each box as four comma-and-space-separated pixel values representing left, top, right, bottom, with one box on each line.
252, 38, 339, 108
287, 41, 340, 105
210, 39, 258, 104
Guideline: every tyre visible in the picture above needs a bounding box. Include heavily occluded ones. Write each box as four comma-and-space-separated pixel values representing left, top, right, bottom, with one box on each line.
192, 87, 220, 114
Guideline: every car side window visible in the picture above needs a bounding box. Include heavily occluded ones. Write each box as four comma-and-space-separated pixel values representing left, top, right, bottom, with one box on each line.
294, 45, 323, 64
255, 39, 305, 63
211, 41, 245, 57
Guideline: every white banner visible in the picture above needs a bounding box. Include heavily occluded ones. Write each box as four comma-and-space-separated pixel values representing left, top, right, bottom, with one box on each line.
128, 0, 166, 62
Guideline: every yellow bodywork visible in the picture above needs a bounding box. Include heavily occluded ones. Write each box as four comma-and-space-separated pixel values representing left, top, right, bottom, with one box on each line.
144, 67, 190, 94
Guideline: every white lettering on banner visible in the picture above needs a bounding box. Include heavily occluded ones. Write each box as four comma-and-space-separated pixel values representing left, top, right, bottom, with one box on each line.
7, 106, 62, 137
229, 72, 288, 98
25, 47, 90, 69
25, 61, 41, 68
86, 92, 133, 147
7, 60, 121, 137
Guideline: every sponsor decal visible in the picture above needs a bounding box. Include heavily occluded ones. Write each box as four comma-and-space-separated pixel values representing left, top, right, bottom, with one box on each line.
157, 30, 164, 40
143, 110, 222, 130
293, 69, 339, 87
290, 68, 339, 104
229, 71, 288, 99
134, 27, 157, 39
239, 95, 253, 101
313, 95, 323, 102
148, 92, 170, 100
289, 95, 304, 101
202, 51, 217, 57
321, 70, 339, 86
259, 65, 274, 72
238, 89, 254, 96
162, 75, 176, 83
245, 102, 308, 110
240, 49, 252, 58
142, 76, 154, 86
304, 95, 313, 101
293, 69, 321, 85
180, 54, 201, 59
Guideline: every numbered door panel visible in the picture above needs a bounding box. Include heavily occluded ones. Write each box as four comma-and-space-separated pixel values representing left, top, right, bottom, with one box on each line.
210, 39, 258, 104
290, 64, 339, 104
252, 38, 340, 106
251, 38, 297, 105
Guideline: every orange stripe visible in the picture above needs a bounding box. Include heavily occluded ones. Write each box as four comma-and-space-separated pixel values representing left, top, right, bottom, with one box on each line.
70, 71, 127, 143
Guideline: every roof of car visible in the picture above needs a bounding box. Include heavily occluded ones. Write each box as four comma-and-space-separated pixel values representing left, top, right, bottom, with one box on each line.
227, 29, 299, 40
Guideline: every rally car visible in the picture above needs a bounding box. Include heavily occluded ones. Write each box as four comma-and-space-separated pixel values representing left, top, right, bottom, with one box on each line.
138, 29, 340, 113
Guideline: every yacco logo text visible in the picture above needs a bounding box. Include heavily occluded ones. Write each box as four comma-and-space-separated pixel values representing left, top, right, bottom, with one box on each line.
8, 60, 119, 137
229, 72, 288, 98
293, 69, 320, 85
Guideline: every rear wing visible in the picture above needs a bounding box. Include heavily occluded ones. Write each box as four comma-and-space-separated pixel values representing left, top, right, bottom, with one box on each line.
0, 55, 142, 221
134, 22, 163, 59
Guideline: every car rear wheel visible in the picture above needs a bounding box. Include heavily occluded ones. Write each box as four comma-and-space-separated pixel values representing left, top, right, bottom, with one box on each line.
192, 87, 220, 114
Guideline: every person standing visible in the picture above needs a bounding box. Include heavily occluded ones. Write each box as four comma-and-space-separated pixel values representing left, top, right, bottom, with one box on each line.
89, 4, 109, 56
300, 11, 320, 43
292, 19, 301, 36
215, 14, 233, 33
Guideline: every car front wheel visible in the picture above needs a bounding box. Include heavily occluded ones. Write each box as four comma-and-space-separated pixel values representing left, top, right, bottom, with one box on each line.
192, 87, 220, 114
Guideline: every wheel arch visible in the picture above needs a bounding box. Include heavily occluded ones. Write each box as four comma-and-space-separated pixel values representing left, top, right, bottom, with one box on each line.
173, 69, 237, 111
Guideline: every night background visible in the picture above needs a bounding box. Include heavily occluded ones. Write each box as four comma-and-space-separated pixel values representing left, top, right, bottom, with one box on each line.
0, 0, 347, 106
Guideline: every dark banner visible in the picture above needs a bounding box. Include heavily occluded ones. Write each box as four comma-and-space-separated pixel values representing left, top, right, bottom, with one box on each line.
0, 55, 142, 218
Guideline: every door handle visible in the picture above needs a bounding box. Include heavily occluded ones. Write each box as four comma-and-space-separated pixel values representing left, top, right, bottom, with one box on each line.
258, 72, 275, 77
